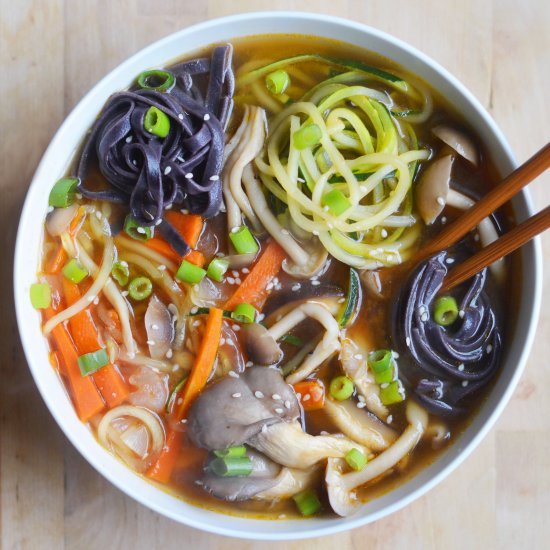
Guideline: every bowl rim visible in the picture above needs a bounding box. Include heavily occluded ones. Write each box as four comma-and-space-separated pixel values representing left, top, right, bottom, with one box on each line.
14, 10, 542, 540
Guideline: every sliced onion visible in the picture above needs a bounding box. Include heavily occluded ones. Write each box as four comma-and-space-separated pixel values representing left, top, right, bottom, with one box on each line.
46, 204, 78, 237
128, 366, 169, 413
120, 424, 150, 458
144, 296, 174, 359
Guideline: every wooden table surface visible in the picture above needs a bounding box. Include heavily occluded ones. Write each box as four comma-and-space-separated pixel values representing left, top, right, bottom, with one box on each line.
1, 1, 549, 548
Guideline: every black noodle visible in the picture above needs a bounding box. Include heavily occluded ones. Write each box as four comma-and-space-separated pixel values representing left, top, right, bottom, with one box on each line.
392, 251, 501, 417
76, 45, 234, 255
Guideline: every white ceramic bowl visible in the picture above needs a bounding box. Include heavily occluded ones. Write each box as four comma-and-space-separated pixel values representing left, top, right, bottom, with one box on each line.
14, 11, 542, 540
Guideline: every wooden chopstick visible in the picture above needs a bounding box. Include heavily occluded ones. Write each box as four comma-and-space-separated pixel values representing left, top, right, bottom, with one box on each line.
441, 204, 550, 292
422, 142, 550, 259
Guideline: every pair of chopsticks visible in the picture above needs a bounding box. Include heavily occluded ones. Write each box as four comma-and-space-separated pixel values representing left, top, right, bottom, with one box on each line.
420, 142, 550, 292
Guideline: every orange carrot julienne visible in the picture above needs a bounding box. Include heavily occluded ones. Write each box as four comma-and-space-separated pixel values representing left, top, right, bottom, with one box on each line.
185, 249, 205, 268
147, 428, 183, 483
293, 379, 326, 411
144, 237, 182, 264
164, 211, 203, 248
174, 307, 223, 421
62, 279, 129, 408
46, 245, 67, 274
224, 240, 287, 311
44, 307, 105, 421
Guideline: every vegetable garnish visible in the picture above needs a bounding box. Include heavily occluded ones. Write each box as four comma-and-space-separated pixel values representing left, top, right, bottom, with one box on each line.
265, 69, 290, 95
322, 189, 352, 216
379, 380, 406, 405
206, 257, 229, 282
433, 295, 459, 326
30, 283, 51, 309
329, 375, 354, 401
345, 448, 367, 471
176, 260, 207, 285
293, 489, 322, 516
77, 348, 110, 376
48, 177, 78, 208
209, 456, 253, 477
229, 225, 259, 255
124, 215, 152, 241
230, 303, 257, 324
281, 334, 304, 347
137, 69, 176, 92
293, 379, 325, 411
213, 446, 247, 458
111, 261, 130, 286
292, 123, 322, 150
61, 258, 88, 284
128, 276, 153, 300
144, 106, 171, 138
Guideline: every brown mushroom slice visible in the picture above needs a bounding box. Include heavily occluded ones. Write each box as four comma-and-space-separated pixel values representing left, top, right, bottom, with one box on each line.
254, 466, 323, 500
415, 154, 454, 225
325, 400, 428, 516
202, 449, 282, 502
242, 323, 283, 366
248, 420, 367, 469
432, 124, 479, 166
323, 398, 396, 452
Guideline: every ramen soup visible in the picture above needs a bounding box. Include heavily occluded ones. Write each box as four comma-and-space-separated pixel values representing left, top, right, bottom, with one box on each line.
32, 35, 513, 519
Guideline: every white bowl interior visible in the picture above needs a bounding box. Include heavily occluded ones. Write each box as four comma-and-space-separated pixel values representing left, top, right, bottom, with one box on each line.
14, 12, 542, 540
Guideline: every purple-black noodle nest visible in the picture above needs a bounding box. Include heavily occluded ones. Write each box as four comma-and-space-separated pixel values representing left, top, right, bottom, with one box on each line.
76, 45, 234, 255
393, 251, 501, 417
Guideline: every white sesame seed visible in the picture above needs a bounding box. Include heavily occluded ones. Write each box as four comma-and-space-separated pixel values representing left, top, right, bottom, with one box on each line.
209, 175, 219, 181
406, 336, 411, 347
281, 228, 290, 235
274, 407, 284, 414
312, 230, 320, 236
166, 349, 173, 359
272, 394, 281, 400
266, 282, 274, 291
136, 226, 145, 234
75, 193, 82, 200
474, 233, 480, 242
357, 402, 367, 408
181, 418, 187, 424
387, 415, 393, 424
458, 363, 465, 371
359, 185, 367, 193
121, 291, 129, 297
177, 113, 184, 120
296, 393, 302, 400
231, 226, 239, 233
246, 361, 253, 367
312, 280, 321, 286
327, 223, 334, 229
95, 210, 102, 219
303, 394, 311, 402
441, 216, 447, 224
436, 196, 445, 206
232, 393, 241, 398
203, 113, 210, 121
87, 295, 96, 302
284, 400, 291, 409
151, 324, 159, 330
228, 371, 239, 378
172, 363, 180, 372
181, 209, 189, 215
219, 338, 226, 346
147, 340, 156, 346
164, 166, 172, 175
255, 391, 264, 398
232, 324, 240, 332
185, 173, 193, 179
192, 320, 201, 328
462, 380, 469, 387
358, 395, 365, 402
292, 284, 301, 291
125, 135, 133, 143
93, 297, 99, 305
155, 219, 162, 226
227, 277, 235, 284
177, 397, 183, 405
380, 383, 389, 389
242, 268, 250, 274
278, 514, 287, 519
320, 430, 329, 436
354, 353, 363, 360
459, 310, 465, 318
323, 205, 329, 212
381, 229, 388, 238
235, 278, 242, 284
421, 312, 429, 322
446, 257, 455, 264
486, 344, 493, 354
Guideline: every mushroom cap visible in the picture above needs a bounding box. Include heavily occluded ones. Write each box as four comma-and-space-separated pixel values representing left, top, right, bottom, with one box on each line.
415, 154, 454, 225
242, 323, 283, 366
201, 449, 282, 501
432, 124, 479, 166
187, 367, 300, 450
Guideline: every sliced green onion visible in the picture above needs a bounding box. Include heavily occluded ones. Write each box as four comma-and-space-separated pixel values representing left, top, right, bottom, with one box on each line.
176, 260, 206, 285
213, 446, 247, 458
293, 123, 322, 150
374, 365, 394, 385
48, 177, 78, 208
111, 261, 130, 287
345, 448, 367, 471
368, 349, 393, 373
62, 258, 88, 284
137, 69, 175, 92
144, 106, 171, 138
165, 376, 188, 414
209, 456, 253, 477
280, 334, 303, 347
206, 258, 229, 282
433, 296, 459, 326
30, 283, 51, 309
231, 303, 257, 324
322, 189, 352, 216
265, 69, 290, 95
124, 215, 152, 241
128, 276, 153, 301
77, 348, 109, 376
329, 375, 354, 401
379, 380, 406, 405
293, 489, 322, 516
229, 225, 259, 255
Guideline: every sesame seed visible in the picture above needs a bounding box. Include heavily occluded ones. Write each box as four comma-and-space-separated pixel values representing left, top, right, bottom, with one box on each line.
93, 297, 99, 305
446, 257, 455, 264
87, 295, 96, 302
486, 344, 493, 354
181, 419, 187, 424
312, 230, 320, 236
274, 407, 284, 414
312, 280, 321, 286
155, 219, 162, 226
303, 394, 311, 401
387, 415, 393, 424
242, 268, 250, 274
227, 277, 235, 284
462, 380, 469, 387
406, 337, 411, 347
228, 371, 239, 378
232, 393, 241, 398
474, 234, 480, 242
354, 353, 363, 360
166, 349, 173, 359
209, 175, 219, 181
458, 363, 465, 371
278, 514, 287, 519
181, 209, 189, 214
359, 185, 367, 193
327, 223, 334, 229
121, 291, 129, 297
147, 340, 156, 346
320, 430, 329, 436
381, 229, 388, 238
441, 216, 447, 224
337, 297, 346, 304
246, 361, 253, 367
436, 196, 445, 206
380, 383, 389, 389
235, 278, 241, 284
185, 173, 193, 179
281, 228, 290, 235
172, 364, 180, 372
219, 338, 226, 346
231, 226, 239, 233
266, 282, 274, 291
192, 320, 201, 328
255, 391, 264, 398
323, 205, 329, 212
459, 310, 465, 318
272, 394, 281, 400
232, 324, 240, 331
284, 400, 291, 409
231, 270, 239, 277
75, 193, 82, 200
203, 113, 210, 121
164, 166, 172, 175
177, 398, 183, 405
151, 324, 159, 330
292, 284, 301, 291
296, 393, 302, 400
421, 312, 429, 322
95, 210, 103, 219
357, 402, 367, 408
125, 135, 133, 143
136, 226, 145, 234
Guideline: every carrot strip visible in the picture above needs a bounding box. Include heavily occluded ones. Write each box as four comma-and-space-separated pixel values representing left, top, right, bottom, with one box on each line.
44, 307, 105, 421
224, 240, 287, 310
175, 307, 223, 420
185, 249, 206, 268
165, 211, 203, 248
62, 279, 129, 408
147, 428, 183, 483
46, 245, 67, 274
144, 237, 182, 265
69, 205, 86, 235
293, 380, 325, 411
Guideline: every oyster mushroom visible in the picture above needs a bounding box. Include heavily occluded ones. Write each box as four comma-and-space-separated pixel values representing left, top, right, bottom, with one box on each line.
432, 124, 479, 166
326, 400, 428, 516
187, 366, 365, 471
415, 154, 454, 225
241, 323, 282, 366
255, 465, 323, 500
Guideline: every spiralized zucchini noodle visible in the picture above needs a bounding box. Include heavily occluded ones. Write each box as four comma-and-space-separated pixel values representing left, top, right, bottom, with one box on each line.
239, 56, 431, 269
